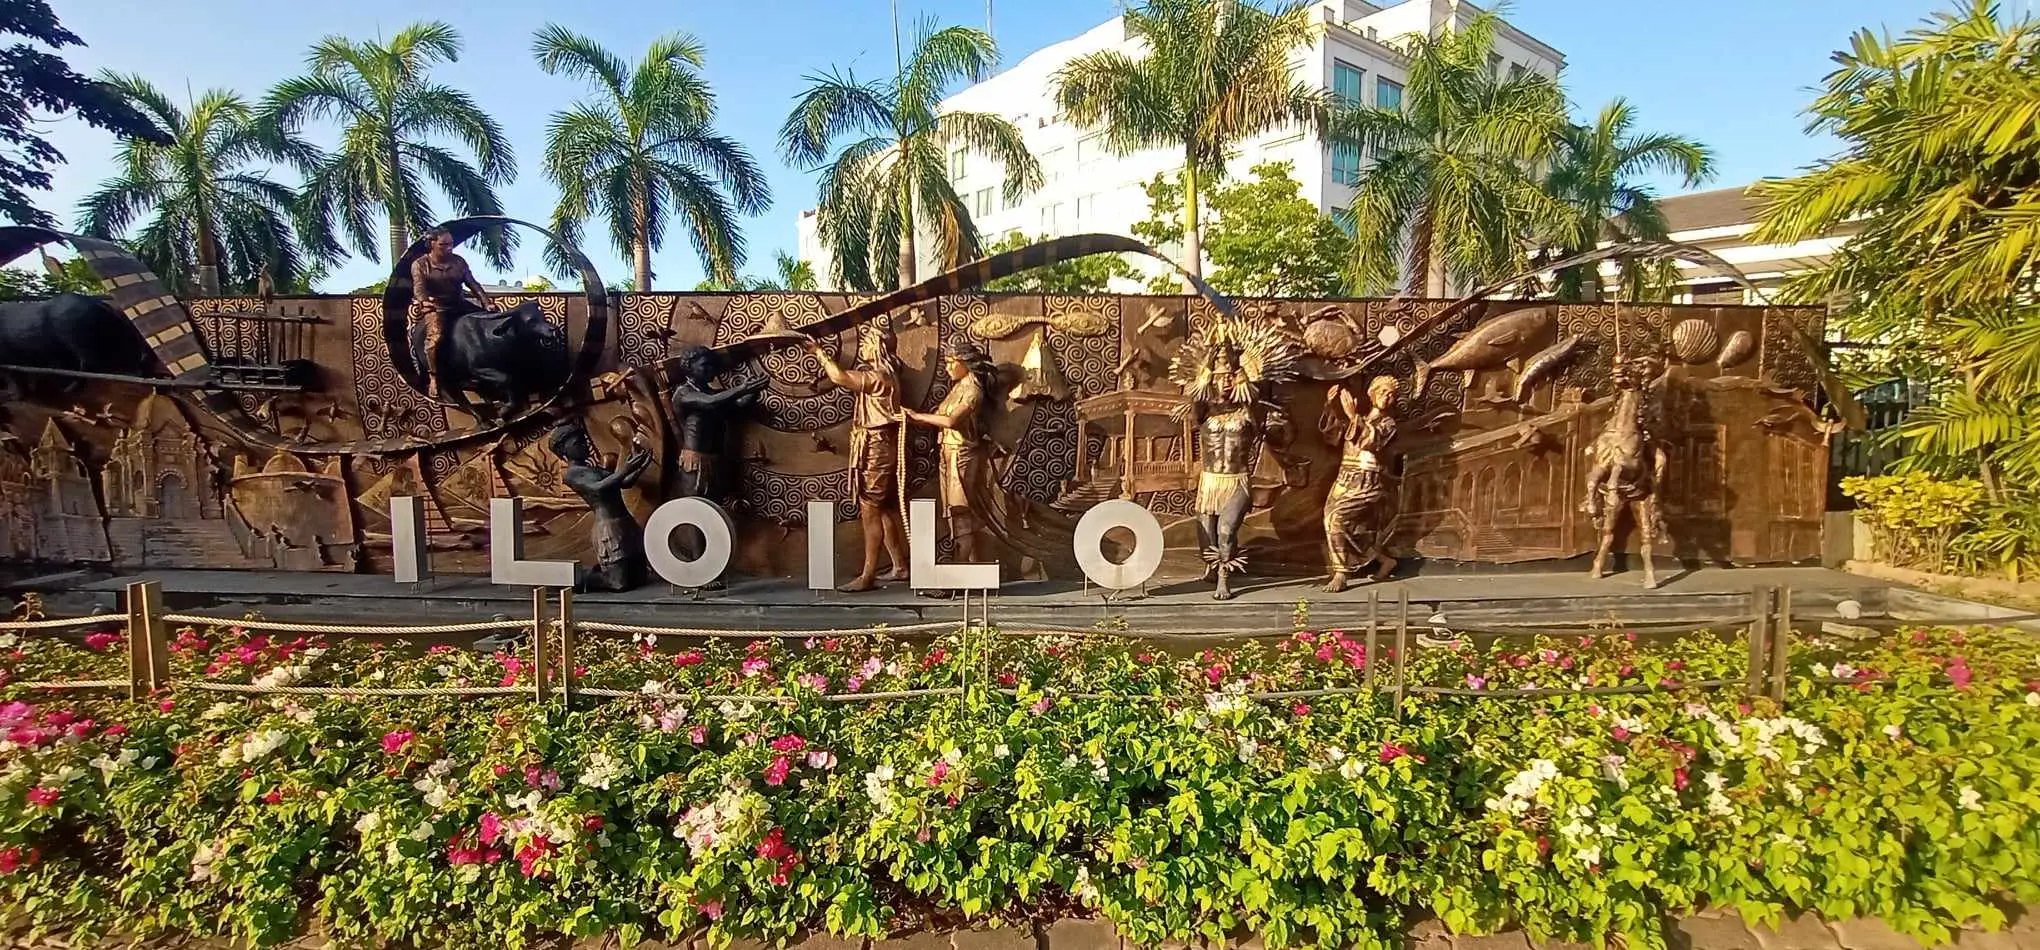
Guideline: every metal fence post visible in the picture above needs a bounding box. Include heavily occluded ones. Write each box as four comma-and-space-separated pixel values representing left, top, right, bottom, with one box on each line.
1394, 589, 1409, 718
1746, 586, 1772, 698
1770, 586, 1792, 704
125, 581, 166, 700
530, 588, 550, 704
1364, 592, 1378, 694
557, 588, 576, 709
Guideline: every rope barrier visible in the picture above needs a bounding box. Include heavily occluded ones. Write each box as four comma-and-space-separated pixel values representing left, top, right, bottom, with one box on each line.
0, 615, 126, 632
574, 620, 962, 638
190, 682, 529, 698
14, 679, 126, 690
160, 615, 528, 636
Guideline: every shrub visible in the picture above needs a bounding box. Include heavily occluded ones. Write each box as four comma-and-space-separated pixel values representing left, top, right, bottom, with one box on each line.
1841, 473, 1984, 571
0, 622, 2036, 950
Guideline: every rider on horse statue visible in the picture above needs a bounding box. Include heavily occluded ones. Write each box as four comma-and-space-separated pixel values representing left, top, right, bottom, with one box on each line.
410, 227, 494, 398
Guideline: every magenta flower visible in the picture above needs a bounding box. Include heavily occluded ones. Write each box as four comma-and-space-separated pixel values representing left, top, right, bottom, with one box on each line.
699, 900, 724, 920
741, 656, 770, 678
688, 725, 708, 744
381, 730, 416, 755
927, 761, 950, 786
479, 813, 503, 846
770, 734, 806, 753
83, 631, 122, 652
25, 787, 59, 807
764, 755, 792, 787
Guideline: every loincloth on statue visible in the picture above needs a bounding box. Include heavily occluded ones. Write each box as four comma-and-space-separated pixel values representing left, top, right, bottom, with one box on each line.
1195, 470, 1253, 515
848, 426, 901, 507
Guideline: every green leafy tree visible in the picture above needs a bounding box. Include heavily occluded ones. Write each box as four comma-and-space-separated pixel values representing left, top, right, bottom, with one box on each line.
0, 254, 98, 300
1329, 10, 1566, 296
534, 27, 769, 291
262, 22, 517, 271
982, 231, 1138, 293
1753, 1, 2040, 491
0, 0, 167, 228
1130, 173, 1190, 294
781, 18, 1040, 292
1053, 0, 1323, 283
1543, 99, 1713, 302
1203, 161, 1351, 297
78, 74, 316, 296
696, 251, 821, 292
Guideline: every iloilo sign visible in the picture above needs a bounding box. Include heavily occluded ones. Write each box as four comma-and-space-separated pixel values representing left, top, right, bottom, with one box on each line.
387, 496, 1167, 591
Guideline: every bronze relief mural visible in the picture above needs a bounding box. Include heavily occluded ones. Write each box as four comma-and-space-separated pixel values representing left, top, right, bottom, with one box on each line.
0, 227, 1840, 593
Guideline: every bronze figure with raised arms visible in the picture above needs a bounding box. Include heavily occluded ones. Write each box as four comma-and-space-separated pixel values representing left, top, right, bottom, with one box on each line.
1169, 316, 1303, 600
804, 325, 909, 592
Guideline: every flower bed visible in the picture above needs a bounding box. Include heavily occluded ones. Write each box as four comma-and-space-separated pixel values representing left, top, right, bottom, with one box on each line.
1, 621, 2037, 950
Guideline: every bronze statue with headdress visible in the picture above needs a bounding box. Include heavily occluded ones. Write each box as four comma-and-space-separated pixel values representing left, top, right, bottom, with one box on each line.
804, 322, 909, 592
902, 338, 1001, 596
1583, 349, 1671, 588
1169, 315, 1304, 600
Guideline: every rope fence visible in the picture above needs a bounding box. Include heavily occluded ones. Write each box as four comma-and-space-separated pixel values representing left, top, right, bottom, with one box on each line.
2, 582, 2027, 711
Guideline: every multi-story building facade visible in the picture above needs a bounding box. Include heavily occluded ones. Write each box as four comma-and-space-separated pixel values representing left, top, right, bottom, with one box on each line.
1654, 185, 1857, 306
795, 0, 1563, 291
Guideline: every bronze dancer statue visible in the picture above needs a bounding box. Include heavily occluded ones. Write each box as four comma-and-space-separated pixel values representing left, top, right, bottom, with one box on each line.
902, 339, 999, 598
1169, 317, 1303, 600
805, 326, 909, 592
1583, 352, 1670, 588
668, 344, 768, 504
409, 228, 494, 398
551, 421, 653, 592
1323, 374, 1403, 592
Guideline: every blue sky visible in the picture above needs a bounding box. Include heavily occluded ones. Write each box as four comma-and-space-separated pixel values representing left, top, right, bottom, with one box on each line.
33, 0, 1961, 292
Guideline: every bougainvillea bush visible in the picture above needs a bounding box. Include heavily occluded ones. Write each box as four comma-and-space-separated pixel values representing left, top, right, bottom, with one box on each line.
1, 619, 2037, 950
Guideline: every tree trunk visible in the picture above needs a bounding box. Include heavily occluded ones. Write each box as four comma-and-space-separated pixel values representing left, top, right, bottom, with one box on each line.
388, 212, 410, 272
1408, 203, 1441, 297
632, 177, 653, 291
1181, 153, 1204, 282
387, 139, 410, 267
896, 173, 917, 290
194, 217, 221, 297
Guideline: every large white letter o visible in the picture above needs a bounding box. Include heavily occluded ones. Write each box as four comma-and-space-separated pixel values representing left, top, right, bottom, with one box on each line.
1073, 500, 1164, 590
645, 497, 735, 588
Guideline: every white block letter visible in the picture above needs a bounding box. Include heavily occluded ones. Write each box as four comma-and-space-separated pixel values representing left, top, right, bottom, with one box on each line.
645, 498, 734, 588
490, 497, 577, 588
909, 498, 1001, 591
390, 496, 430, 583
807, 500, 836, 592
1074, 500, 1164, 590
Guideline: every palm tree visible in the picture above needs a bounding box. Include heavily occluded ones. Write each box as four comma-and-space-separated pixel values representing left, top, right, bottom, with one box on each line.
78, 73, 315, 296
1053, 0, 1323, 282
262, 22, 517, 271
533, 27, 770, 291
781, 17, 1040, 292
773, 250, 818, 291
1543, 99, 1713, 301
1329, 11, 1567, 297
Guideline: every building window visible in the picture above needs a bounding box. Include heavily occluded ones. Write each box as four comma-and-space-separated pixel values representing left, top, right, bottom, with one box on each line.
950, 149, 966, 179
1376, 77, 1402, 112
974, 188, 993, 218
1488, 52, 1501, 77
1043, 147, 1064, 183
1331, 142, 1362, 186
1332, 208, 1355, 237
1508, 62, 1526, 81
1075, 194, 1096, 222
1077, 134, 1102, 165
1333, 60, 1364, 107
1042, 203, 1063, 234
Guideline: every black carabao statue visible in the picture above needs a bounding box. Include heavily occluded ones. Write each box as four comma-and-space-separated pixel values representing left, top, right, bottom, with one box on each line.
0, 293, 160, 396
407, 301, 568, 423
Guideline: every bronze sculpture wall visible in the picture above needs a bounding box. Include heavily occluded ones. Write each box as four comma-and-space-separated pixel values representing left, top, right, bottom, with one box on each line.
0, 290, 1832, 583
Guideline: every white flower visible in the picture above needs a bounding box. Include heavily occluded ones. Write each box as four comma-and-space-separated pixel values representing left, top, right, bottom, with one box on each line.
1575, 845, 1601, 868
1090, 754, 1109, 780
1706, 790, 1734, 816
806, 750, 837, 770
640, 680, 667, 696
1831, 663, 1857, 680
0, 634, 16, 649
942, 748, 964, 767
90, 748, 139, 782
190, 840, 222, 883
1338, 758, 1366, 781
201, 702, 237, 721
579, 751, 628, 791
1703, 771, 1726, 792
993, 743, 1011, 759
408, 819, 435, 841
1958, 786, 1984, 812
1236, 737, 1259, 762
1809, 663, 1830, 679
1883, 723, 1903, 740
355, 812, 382, 835
2025, 692, 2038, 707
252, 664, 309, 689
1324, 746, 1347, 763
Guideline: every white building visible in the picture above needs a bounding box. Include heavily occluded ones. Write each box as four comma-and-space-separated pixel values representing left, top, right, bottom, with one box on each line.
796, 0, 1564, 291
1654, 185, 1856, 305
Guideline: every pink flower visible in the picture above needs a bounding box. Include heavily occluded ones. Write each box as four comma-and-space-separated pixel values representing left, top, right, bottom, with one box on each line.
262, 789, 284, 805
770, 734, 806, 753
764, 755, 792, 786
102, 724, 127, 737
1378, 742, 1423, 764
1205, 665, 1227, 685
1611, 726, 1632, 742
688, 725, 708, 744
927, 761, 950, 786
381, 730, 416, 755
0, 847, 24, 875
1674, 767, 1690, 791
524, 767, 562, 791
583, 816, 605, 833
741, 657, 770, 678
25, 787, 59, 807
846, 675, 866, 692
515, 837, 556, 878
797, 673, 829, 692
1314, 644, 1337, 662
860, 656, 883, 678
1465, 674, 1487, 690
806, 750, 837, 770
673, 651, 705, 667
699, 900, 724, 920
1029, 696, 1052, 715
479, 813, 503, 846
1947, 661, 1973, 690
427, 644, 455, 655
84, 631, 121, 652
157, 699, 176, 713
1290, 702, 1311, 717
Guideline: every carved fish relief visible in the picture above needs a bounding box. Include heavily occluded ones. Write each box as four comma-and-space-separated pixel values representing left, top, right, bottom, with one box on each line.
1413, 306, 1555, 394
1511, 334, 1586, 404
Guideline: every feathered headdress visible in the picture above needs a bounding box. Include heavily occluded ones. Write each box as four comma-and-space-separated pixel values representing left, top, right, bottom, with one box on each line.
1169, 315, 1305, 405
